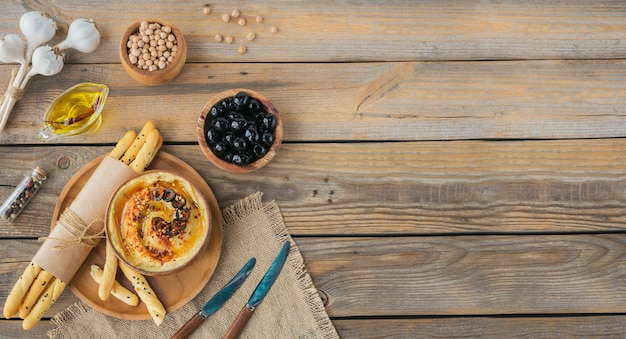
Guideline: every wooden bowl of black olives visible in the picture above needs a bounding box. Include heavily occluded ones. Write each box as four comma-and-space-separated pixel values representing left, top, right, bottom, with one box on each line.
197, 89, 283, 173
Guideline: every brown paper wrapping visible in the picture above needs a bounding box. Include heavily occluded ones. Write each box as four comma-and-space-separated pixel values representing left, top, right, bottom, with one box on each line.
33, 156, 136, 283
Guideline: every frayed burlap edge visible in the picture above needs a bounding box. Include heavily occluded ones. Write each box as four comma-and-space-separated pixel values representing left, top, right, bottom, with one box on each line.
222, 192, 339, 339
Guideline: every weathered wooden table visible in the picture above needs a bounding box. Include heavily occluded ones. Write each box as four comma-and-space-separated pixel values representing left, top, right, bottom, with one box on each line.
2, 1, 626, 338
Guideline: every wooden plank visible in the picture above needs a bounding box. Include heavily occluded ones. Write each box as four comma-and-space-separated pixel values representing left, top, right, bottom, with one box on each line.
1, 235, 625, 318
2, 139, 626, 237
4, 316, 626, 339
297, 235, 626, 317
0, 60, 625, 144
0, 1, 624, 62
333, 316, 626, 338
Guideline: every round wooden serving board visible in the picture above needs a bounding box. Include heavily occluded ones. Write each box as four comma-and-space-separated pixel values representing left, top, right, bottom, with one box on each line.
51, 152, 223, 320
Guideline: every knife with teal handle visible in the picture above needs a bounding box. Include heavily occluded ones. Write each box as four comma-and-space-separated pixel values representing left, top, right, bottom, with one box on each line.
171, 258, 256, 339
222, 241, 291, 339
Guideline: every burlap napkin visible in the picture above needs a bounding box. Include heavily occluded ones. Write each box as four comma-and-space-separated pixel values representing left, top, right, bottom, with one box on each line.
48, 192, 339, 339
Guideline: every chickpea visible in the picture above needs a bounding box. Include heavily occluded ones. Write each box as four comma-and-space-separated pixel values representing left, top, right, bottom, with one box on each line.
256, 16, 263, 23
238, 45, 247, 54
214, 34, 223, 43
222, 14, 230, 22
225, 36, 234, 44
270, 26, 279, 33
238, 18, 246, 26
232, 9, 241, 18
203, 6, 211, 15
246, 32, 256, 41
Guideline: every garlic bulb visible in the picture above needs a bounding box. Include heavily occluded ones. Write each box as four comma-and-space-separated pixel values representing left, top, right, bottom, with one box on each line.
20, 45, 64, 88
55, 19, 100, 53
19, 11, 57, 60
0, 34, 25, 64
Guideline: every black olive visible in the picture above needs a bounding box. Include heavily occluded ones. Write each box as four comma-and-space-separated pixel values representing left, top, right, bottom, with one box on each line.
244, 128, 259, 143
213, 142, 227, 156
152, 187, 164, 201
261, 113, 276, 131
253, 144, 267, 157
230, 118, 246, 132
232, 153, 251, 165
210, 105, 225, 118
223, 132, 235, 145
261, 132, 274, 146
233, 137, 247, 152
211, 117, 228, 132
224, 152, 234, 163
175, 207, 190, 221
234, 91, 249, 108
163, 188, 176, 202
171, 195, 186, 208
247, 99, 261, 112
206, 129, 220, 145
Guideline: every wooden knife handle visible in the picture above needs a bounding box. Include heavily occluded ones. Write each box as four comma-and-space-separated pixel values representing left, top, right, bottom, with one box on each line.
171, 312, 204, 339
222, 305, 253, 339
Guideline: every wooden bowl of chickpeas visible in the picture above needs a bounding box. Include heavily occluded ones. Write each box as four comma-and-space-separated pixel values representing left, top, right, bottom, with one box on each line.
119, 19, 187, 85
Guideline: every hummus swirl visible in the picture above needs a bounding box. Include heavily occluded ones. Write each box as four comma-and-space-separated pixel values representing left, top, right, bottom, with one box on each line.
107, 172, 210, 274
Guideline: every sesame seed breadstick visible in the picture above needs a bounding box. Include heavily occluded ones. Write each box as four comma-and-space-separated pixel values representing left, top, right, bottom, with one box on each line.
18, 270, 54, 319
98, 241, 118, 301
120, 121, 156, 165
22, 278, 66, 330
119, 263, 166, 326
129, 129, 162, 173
3, 262, 41, 319
109, 130, 137, 160
90, 265, 138, 306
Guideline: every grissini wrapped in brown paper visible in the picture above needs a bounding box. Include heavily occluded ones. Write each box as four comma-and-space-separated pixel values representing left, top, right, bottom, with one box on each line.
3, 121, 163, 329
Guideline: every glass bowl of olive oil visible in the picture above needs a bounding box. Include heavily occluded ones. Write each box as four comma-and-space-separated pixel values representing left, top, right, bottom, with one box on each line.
38, 82, 109, 142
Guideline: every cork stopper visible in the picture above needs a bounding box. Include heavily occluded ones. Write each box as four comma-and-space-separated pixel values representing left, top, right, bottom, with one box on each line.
32, 166, 47, 181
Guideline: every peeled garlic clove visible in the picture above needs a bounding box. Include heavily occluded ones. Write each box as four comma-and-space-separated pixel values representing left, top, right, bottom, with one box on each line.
0, 34, 25, 64
20, 11, 57, 59
29, 45, 64, 77
55, 18, 100, 53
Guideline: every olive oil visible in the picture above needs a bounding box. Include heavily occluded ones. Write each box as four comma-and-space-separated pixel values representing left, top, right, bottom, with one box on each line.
38, 83, 109, 141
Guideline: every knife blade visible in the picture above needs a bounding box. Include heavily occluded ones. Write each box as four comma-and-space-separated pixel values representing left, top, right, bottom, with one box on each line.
171, 258, 256, 339
222, 241, 291, 339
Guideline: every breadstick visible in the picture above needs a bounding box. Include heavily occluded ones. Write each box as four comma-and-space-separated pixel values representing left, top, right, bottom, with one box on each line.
22, 278, 66, 330
90, 265, 138, 306
3, 262, 41, 319
98, 241, 118, 301
120, 121, 156, 165
129, 129, 162, 173
18, 270, 53, 319
119, 263, 165, 325
109, 130, 137, 160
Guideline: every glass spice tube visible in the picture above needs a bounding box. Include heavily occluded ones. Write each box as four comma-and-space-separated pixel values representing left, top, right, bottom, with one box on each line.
0, 166, 47, 222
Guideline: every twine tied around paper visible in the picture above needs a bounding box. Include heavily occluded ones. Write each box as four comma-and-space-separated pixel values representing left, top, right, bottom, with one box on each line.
39, 209, 105, 249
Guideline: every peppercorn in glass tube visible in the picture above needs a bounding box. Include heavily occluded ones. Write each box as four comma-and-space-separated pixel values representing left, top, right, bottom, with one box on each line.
0, 167, 47, 222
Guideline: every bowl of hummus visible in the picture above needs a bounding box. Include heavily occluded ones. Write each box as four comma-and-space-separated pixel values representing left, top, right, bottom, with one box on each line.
106, 170, 211, 276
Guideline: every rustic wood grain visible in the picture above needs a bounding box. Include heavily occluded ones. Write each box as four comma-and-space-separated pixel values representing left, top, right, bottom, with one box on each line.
0, 1, 624, 63
2, 139, 626, 237
1, 235, 625, 318
333, 316, 626, 338
4, 316, 626, 339
1, 59, 625, 144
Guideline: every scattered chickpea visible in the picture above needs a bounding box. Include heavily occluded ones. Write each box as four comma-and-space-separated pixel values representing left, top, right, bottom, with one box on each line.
224, 36, 234, 44
214, 34, 223, 42
238, 45, 247, 54
270, 26, 279, 33
246, 32, 256, 41
256, 16, 263, 23
231, 9, 241, 18
221, 14, 230, 22
238, 18, 246, 26
203, 6, 212, 15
